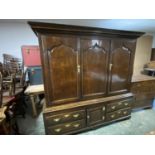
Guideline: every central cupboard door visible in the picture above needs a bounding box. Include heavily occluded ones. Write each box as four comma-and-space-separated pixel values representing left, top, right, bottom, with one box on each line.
80, 38, 110, 98
41, 35, 80, 104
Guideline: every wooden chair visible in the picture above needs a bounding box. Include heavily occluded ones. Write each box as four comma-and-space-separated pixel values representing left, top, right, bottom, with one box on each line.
0, 72, 3, 107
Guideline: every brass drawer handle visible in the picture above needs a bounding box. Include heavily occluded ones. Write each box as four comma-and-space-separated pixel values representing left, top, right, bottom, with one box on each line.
102, 116, 105, 120
118, 102, 122, 106
124, 103, 129, 106
53, 118, 60, 122
73, 124, 80, 128
73, 114, 80, 118
102, 106, 105, 111
117, 111, 121, 114
111, 114, 115, 118
111, 106, 116, 110
65, 124, 71, 128
54, 128, 62, 133
87, 115, 90, 119
64, 114, 70, 118
123, 111, 127, 115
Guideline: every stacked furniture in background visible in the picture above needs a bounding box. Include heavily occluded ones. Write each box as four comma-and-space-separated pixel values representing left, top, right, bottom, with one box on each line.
29, 22, 144, 135
0, 53, 25, 134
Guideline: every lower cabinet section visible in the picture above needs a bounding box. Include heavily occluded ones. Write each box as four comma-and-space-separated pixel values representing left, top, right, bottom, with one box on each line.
43, 94, 133, 135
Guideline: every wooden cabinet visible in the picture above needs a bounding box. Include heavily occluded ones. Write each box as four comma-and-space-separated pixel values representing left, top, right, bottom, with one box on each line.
29, 22, 143, 134
131, 75, 155, 109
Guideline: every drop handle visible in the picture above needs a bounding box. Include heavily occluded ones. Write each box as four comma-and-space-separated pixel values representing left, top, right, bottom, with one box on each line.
53, 118, 60, 122
77, 65, 80, 73
55, 128, 62, 133
109, 63, 113, 71
74, 124, 80, 128
64, 114, 70, 118
73, 114, 80, 118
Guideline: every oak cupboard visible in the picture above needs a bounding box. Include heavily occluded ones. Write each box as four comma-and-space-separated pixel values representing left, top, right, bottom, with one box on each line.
29, 22, 144, 134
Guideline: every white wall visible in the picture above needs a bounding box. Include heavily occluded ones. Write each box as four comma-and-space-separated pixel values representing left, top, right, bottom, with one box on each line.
152, 33, 155, 48
133, 35, 153, 75
0, 22, 38, 62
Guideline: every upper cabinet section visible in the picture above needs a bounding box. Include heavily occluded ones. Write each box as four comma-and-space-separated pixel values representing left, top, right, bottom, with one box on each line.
29, 22, 144, 106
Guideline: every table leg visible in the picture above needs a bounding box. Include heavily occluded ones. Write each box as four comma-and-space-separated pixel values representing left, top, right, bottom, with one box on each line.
30, 95, 37, 117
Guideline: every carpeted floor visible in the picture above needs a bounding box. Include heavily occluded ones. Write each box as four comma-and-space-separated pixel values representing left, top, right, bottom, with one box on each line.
17, 100, 155, 135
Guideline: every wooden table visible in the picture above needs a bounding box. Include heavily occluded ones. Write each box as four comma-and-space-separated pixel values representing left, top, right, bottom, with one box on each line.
24, 84, 44, 117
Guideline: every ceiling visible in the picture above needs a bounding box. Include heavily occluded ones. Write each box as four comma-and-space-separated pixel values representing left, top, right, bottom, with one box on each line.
1, 19, 155, 33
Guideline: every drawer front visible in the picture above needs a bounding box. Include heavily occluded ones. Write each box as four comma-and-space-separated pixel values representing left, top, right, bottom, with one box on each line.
45, 110, 85, 126
131, 81, 155, 94
106, 108, 131, 121
47, 119, 86, 135
87, 105, 106, 126
107, 98, 132, 112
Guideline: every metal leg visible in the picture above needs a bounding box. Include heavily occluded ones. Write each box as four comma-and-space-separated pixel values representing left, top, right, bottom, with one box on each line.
30, 95, 37, 117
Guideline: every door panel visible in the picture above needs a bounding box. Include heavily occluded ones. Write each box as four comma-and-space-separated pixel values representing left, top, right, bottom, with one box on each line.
42, 35, 79, 104
108, 39, 136, 95
87, 105, 106, 126
81, 38, 110, 98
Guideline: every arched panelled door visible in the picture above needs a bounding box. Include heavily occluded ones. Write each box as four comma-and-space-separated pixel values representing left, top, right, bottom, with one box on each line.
80, 38, 110, 99
42, 35, 80, 104
108, 39, 136, 95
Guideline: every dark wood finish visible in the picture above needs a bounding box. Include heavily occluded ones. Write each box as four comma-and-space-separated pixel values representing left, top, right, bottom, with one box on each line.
44, 109, 85, 126
107, 98, 132, 112
87, 105, 106, 126
41, 35, 79, 104
43, 93, 133, 134
81, 38, 110, 98
108, 39, 136, 95
28, 22, 144, 39
47, 119, 86, 135
131, 75, 155, 109
151, 48, 155, 61
29, 22, 143, 135
106, 107, 131, 121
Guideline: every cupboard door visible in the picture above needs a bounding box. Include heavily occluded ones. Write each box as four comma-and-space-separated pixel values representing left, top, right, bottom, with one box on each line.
41, 35, 79, 104
108, 39, 136, 95
87, 105, 106, 126
81, 38, 110, 98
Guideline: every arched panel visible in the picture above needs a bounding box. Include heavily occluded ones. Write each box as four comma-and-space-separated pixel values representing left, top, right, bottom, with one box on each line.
81, 38, 110, 98
43, 36, 79, 104
108, 39, 136, 95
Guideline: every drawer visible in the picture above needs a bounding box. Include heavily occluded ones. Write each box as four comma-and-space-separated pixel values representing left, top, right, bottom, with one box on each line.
131, 81, 155, 94
106, 108, 131, 121
87, 105, 106, 126
47, 119, 86, 135
107, 98, 132, 112
44, 110, 85, 126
